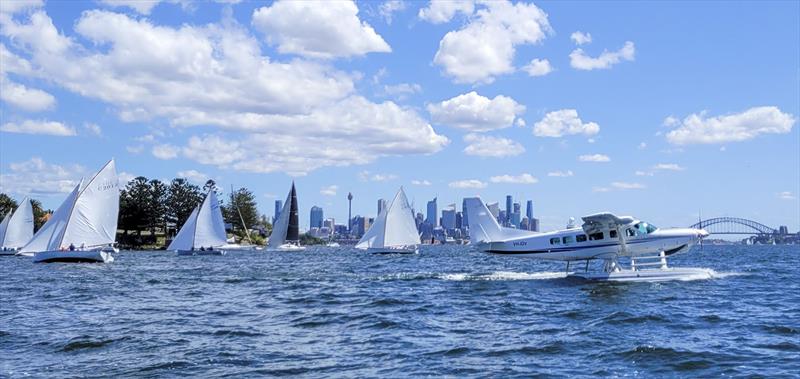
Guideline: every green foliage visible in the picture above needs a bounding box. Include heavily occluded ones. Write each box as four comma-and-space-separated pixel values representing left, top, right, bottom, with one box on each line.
224, 187, 259, 235
167, 178, 203, 230
0, 194, 47, 231
0, 193, 17, 217
300, 233, 325, 246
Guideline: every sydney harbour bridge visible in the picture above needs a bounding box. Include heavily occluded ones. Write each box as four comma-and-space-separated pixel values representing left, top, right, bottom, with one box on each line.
689, 217, 797, 244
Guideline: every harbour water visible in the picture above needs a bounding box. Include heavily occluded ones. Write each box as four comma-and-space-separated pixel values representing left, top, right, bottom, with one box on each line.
1, 245, 798, 377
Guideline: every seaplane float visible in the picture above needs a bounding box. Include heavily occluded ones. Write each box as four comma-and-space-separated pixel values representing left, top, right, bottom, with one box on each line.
464, 197, 713, 282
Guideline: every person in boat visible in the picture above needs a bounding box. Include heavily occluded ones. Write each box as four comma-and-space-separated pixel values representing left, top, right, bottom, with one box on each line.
200, 246, 205, 251
80, 243, 86, 251
190, 246, 195, 251
208, 246, 213, 251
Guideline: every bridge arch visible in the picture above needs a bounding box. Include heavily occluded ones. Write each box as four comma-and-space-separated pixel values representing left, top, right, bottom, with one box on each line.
689, 217, 775, 235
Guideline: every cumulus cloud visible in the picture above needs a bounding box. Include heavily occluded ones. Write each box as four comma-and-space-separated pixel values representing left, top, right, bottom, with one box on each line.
448, 179, 487, 189
252, 0, 391, 59
411, 179, 431, 186
548, 170, 574, 177
428, 91, 525, 132
176, 169, 207, 184
379, 0, 405, 24
463, 133, 525, 158
84, 122, 102, 136
1, 120, 75, 136
418, 0, 474, 23
98, 0, 161, 15
0, 9, 447, 175
382, 82, 422, 100
570, 41, 635, 70
522, 58, 552, 77
665, 106, 795, 145
578, 154, 610, 162
0, 0, 43, 15
431, 0, 552, 83
358, 171, 397, 182
533, 109, 599, 137
320, 185, 338, 196
490, 173, 538, 184
0, 76, 55, 111
611, 181, 645, 190
570, 31, 591, 45
653, 163, 685, 171
0, 157, 85, 196
778, 191, 795, 200
152, 144, 180, 160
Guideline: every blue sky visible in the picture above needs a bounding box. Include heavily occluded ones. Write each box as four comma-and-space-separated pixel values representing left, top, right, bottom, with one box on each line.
1, 0, 798, 233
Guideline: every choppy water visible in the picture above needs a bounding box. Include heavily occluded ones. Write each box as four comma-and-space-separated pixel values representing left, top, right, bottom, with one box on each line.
1, 245, 799, 378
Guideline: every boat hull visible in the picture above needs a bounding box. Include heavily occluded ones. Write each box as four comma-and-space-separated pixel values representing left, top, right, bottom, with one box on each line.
33, 250, 114, 263
366, 246, 418, 255
570, 267, 713, 282
176, 250, 226, 256
0, 249, 20, 256
274, 244, 306, 252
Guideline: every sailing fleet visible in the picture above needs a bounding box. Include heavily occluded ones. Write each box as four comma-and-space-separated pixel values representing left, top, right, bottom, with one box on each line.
0, 158, 713, 282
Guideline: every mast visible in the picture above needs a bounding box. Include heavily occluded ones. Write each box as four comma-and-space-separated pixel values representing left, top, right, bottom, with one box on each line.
231, 184, 253, 245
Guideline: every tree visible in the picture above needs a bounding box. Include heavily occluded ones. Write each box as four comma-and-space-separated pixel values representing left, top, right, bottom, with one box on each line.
167, 178, 202, 232
148, 179, 168, 233
0, 193, 17, 217
119, 177, 152, 236
224, 187, 259, 236
30, 199, 47, 231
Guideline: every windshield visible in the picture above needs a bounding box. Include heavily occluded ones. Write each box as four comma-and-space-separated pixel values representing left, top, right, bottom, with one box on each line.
632, 222, 657, 236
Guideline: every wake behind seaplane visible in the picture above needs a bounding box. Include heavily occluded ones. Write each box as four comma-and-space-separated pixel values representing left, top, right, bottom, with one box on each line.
464, 197, 713, 282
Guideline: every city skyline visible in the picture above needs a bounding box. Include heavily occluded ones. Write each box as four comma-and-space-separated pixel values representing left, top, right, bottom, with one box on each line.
0, 1, 798, 233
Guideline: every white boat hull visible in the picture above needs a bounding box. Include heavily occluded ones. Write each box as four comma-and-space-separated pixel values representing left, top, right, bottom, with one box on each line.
33, 250, 114, 263
365, 246, 418, 254
176, 250, 226, 256
0, 249, 20, 256
570, 267, 714, 282
274, 244, 306, 252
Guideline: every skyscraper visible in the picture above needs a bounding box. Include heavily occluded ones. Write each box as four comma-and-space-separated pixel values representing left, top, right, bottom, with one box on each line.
426, 197, 438, 226
442, 204, 456, 230
378, 198, 387, 215
310, 206, 323, 229
347, 192, 353, 233
505, 195, 512, 226
526, 200, 534, 230
461, 198, 469, 230
273, 200, 282, 223
512, 202, 521, 228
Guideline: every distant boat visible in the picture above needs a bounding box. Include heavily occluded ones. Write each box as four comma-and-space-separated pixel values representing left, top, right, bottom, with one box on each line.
168, 188, 228, 256
0, 196, 34, 254
268, 182, 305, 251
19, 160, 119, 263
326, 241, 340, 248
356, 187, 420, 254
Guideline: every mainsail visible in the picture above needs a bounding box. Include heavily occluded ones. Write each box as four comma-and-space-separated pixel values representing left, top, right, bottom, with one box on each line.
0, 197, 34, 249
19, 159, 119, 254
167, 189, 227, 250
269, 182, 299, 248
356, 188, 420, 249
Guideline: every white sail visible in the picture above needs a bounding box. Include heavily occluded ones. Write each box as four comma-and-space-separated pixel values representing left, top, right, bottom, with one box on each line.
19, 181, 83, 255
383, 188, 421, 247
60, 159, 120, 249
268, 190, 291, 248
193, 190, 228, 248
0, 197, 34, 249
0, 211, 10, 247
356, 188, 420, 249
167, 206, 199, 251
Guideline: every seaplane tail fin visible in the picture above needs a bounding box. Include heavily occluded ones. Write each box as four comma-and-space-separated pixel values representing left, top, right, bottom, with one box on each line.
464, 197, 504, 244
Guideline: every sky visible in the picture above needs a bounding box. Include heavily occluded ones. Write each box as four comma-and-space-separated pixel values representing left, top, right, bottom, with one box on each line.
0, 0, 798, 233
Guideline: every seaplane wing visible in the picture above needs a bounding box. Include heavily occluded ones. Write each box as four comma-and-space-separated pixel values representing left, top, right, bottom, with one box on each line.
581, 212, 635, 234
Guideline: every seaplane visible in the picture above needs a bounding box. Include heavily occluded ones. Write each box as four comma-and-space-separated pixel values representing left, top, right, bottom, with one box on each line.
464, 197, 713, 282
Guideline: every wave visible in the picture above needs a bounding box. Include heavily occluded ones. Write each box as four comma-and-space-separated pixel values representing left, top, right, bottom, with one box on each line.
441, 271, 567, 281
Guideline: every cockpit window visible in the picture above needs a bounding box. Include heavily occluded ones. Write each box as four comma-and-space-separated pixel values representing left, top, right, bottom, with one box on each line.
633, 222, 658, 236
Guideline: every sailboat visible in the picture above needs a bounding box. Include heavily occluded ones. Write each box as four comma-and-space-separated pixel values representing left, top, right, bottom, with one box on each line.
19, 160, 119, 263
218, 185, 261, 251
356, 187, 420, 254
0, 196, 34, 254
268, 182, 305, 251
168, 188, 228, 256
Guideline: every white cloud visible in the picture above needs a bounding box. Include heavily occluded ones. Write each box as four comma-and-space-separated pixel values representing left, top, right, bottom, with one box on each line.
320, 185, 338, 196
428, 91, 525, 132
0, 0, 43, 15
252, 0, 391, 59
118, 171, 136, 184
448, 179, 487, 189
635, 171, 654, 177
463, 133, 525, 158
534, 109, 600, 137
152, 144, 180, 160
411, 179, 431, 186
84, 122, 102, 136
515, 118, 526, 127
98, 0, 161, 15
653, 163, 685, 171
548, 170, 574, 177
0, 157, 85, 196
358, 171, 397, 182
0, 10, 447, 175
490, 173, 538, 184
665, 106, 796, 145
662, 116, 679, 127
570, 31, 591, 45
611, 181, 646, 190
578, 154, 610, 162
431, 0, 552, 83
382, 83, 421, 100
570, 41, 635, 70
126, 145, 144, 154
418, 0, 474, 23
1, 120, 76, 136
176, 169, 207, 184
522, 58, 552, 77
778, 191, 795, 200
638, 142, 647, 150
0, 76, 55, 111
379, 0, 405, 24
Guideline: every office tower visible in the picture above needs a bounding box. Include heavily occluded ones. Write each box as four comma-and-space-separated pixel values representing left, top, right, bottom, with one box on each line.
426, 197, 438, 226
455, 211, 463, 229
415, 212, 424, 231
378, 198, 387, 215
498, 210, 507, 225
347, 192, 353, 233
526, 200, 534, 230
310, 206, 323, 229
461, 198, 469, 230
273, 200, 282, 223
505, 195, 512, 225
521, 217, 529, 231
442, 204, 456, 230
512, 202, 521, 228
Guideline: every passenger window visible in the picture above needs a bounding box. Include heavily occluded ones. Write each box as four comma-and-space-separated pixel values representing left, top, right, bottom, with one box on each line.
550, 237, 560, 245
589, 232, 604, 241
610, 230, 618, 238
562, 236, 575, 244
626, 228, 635, 237
576, 234, 587, 242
